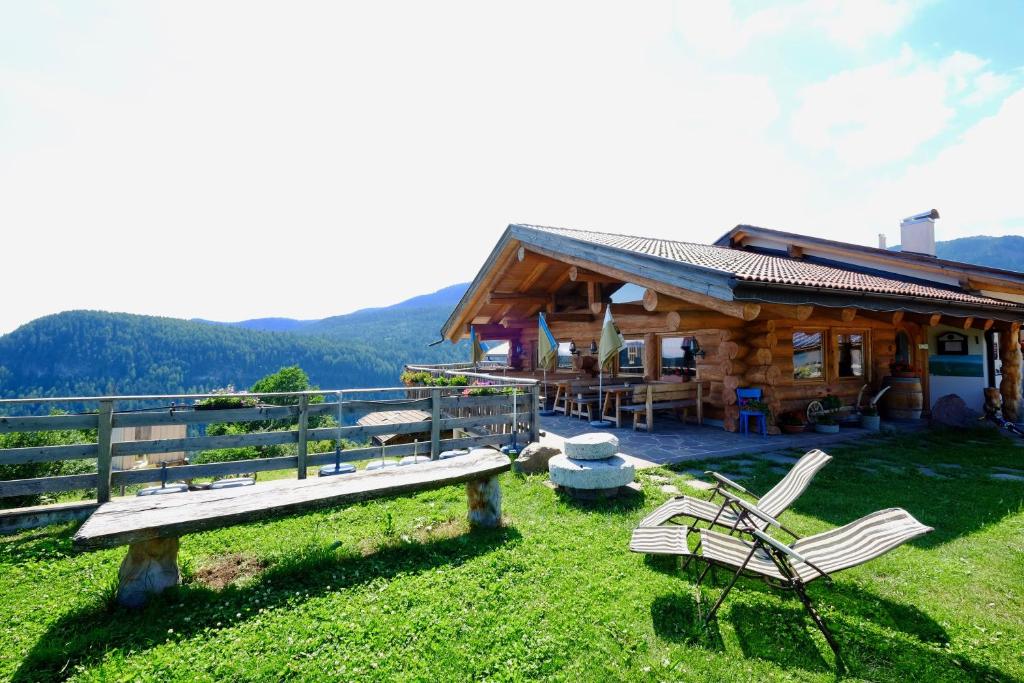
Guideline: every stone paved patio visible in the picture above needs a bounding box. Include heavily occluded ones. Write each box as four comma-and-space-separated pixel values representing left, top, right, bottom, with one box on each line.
537, 413, 926, 467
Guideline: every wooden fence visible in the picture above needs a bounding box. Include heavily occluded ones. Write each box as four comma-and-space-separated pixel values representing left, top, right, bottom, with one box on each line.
0, 378, 540, 530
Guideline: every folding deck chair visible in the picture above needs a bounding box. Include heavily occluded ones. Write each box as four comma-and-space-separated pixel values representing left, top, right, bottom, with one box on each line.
635, 449, 832, 540
638, 506, 933, 664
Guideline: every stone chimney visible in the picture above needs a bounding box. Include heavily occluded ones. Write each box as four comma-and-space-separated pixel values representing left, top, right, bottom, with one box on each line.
878, 233, 887, 249
900, 209, 939, 256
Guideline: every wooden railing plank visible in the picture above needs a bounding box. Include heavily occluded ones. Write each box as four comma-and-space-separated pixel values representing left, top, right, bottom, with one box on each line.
112, 405, 297, 427
0, 473, 99, 499
440, 394, 515, 409
437, 414, 513, 431
0, 414, 98, 434
111, 455, 299, 486
111, 430, 297, 457
0, 443, 98, 466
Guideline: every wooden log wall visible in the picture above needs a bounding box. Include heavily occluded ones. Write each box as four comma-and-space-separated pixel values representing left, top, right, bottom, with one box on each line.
487, 298, 1017, 426
999, 324, 1022, 422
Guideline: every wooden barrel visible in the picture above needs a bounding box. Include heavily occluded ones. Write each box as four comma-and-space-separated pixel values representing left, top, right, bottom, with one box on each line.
883, 376, 923, 421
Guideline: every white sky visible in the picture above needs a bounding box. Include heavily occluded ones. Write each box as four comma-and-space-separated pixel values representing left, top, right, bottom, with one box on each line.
2, 1, 1023, 333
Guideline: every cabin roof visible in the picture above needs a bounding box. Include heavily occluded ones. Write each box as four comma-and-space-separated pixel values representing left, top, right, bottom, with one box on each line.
716, 224, 1024, 285
520, 224, 1013, 307
442, 223, 1024, 340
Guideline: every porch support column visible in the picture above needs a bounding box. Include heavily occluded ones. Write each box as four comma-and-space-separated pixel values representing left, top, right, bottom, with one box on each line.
999, 325, 1022, 422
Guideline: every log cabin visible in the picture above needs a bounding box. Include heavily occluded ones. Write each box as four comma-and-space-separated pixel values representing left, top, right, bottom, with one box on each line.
440, 214, 1024, 433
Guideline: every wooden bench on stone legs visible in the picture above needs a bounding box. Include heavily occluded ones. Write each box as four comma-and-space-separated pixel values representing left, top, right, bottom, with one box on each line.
73, 449, 510, 608
620, 382, 705, 432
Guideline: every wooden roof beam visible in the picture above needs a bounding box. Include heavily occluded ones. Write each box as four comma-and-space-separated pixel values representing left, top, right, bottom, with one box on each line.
546, 311, 596, 323
519, 262, 549, 292
486, 292, 549, 305
819, 307, 858, 323
757, 303, 814, 321
856, 310, 906, 326
526, 243, 759, 320
516, 246, 563, 267
641, 289, 704, 313
569, 266, 621, 285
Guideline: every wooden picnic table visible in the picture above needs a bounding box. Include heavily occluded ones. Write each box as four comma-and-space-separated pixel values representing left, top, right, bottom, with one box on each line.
597, 385, 640, 428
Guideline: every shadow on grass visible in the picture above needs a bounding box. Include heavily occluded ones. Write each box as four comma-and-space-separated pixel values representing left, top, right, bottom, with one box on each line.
553, 484, 646, 512
650, 594, 724, 651
648, 575, 1015, 681
12, 524, 521, 683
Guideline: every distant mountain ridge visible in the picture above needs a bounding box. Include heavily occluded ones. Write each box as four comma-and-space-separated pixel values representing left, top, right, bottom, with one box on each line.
192, 283, 468, 333
891, 234, 1024, 272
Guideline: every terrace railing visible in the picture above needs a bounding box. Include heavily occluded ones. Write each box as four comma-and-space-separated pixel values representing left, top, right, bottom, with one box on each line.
0, 379, 540, 530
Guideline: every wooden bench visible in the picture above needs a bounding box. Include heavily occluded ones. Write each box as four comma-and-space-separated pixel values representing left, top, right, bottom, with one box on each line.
618, 382, 705, 432
73, 449, 510, 607
552, 380, 595, 419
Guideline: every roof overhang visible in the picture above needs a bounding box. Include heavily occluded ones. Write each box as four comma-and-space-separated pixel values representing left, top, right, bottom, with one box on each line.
718, 224, 1024, 295
732, 282, 1024, 322
441, 224, 739, 341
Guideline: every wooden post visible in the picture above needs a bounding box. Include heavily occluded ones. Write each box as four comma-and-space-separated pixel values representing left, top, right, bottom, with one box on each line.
117, 537, 181, 608
430, 387, 442, 460
529, 384, 540, 443
296, 395, 309, 479
999, 326, 1022, 422
646, 384, 654, 432
467, 476, 502, 527
96, 400, 113, 504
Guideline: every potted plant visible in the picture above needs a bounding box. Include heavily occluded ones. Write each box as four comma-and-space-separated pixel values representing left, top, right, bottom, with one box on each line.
860, 404, 881, 432
778, 411, 806, 434
815, 414, 840, 434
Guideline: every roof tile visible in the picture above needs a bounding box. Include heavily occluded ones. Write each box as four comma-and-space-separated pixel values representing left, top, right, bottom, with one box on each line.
521, 224, 1014, 308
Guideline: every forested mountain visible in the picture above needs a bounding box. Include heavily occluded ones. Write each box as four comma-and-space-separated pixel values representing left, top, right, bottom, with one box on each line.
0, 305, 468, 402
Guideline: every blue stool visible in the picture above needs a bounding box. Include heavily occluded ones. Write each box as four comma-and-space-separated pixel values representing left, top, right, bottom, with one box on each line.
737, 387, 768, 437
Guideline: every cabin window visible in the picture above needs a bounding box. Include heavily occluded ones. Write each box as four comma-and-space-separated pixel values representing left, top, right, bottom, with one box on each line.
557, 341, 574, 371
793, 331, 825, 380
894, 331, 911, 365
660, 336, 695, 382
618, 338, 645, 376
836, 332, 866, 378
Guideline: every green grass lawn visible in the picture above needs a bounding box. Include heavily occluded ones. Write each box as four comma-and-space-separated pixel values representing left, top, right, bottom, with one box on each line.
1, 428, 1022, 682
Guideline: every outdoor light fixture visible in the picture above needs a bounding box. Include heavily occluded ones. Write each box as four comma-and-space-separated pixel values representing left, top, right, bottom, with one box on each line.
589, 339, 598, 355
688, 337, 706, 359
569, 339, 578, 356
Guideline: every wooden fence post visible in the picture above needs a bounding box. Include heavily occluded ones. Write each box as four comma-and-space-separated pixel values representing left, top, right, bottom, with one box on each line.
97, 400, 113, 503
529, 384, 540, 444
297, 395, 309, 479
430, 387, 442, 460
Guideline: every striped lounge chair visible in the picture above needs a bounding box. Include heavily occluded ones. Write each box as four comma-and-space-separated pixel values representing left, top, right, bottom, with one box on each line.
635, 448, 832, 540
696, 507, 932, 664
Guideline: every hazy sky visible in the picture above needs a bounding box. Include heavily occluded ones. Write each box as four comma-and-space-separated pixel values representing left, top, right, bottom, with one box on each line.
2, 1, 1023, 333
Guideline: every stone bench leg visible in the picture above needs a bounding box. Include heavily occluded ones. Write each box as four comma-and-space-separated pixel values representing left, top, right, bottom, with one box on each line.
117, 537, 181, 608
466, 476, 501, 528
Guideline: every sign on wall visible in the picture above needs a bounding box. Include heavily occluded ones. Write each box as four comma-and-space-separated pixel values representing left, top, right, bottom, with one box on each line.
929, 355, 984, 377
935, 331, 969, 356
